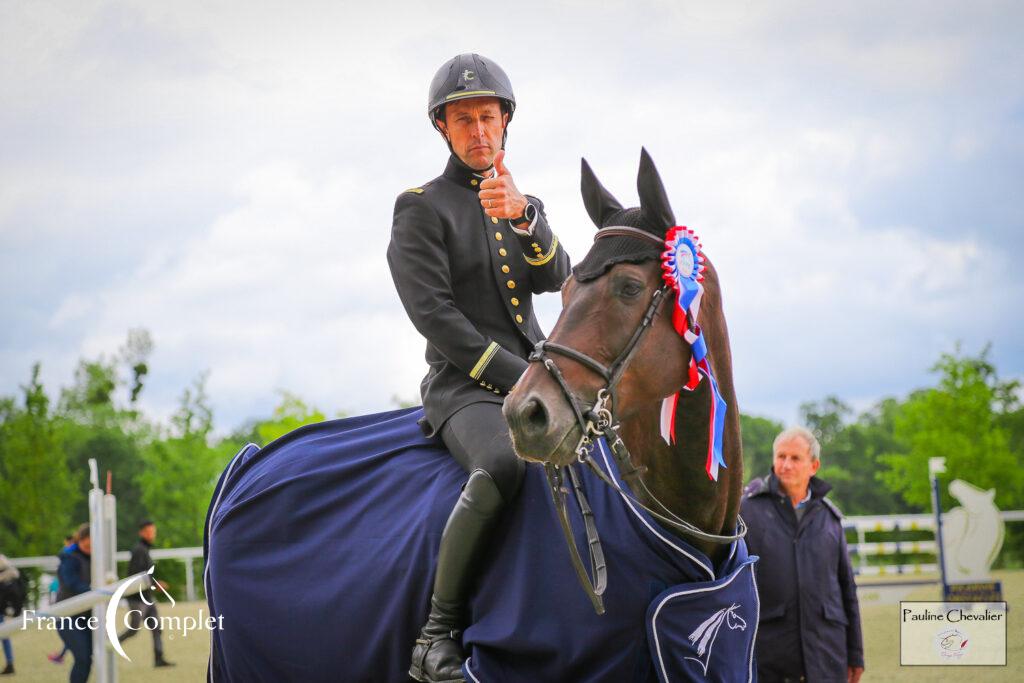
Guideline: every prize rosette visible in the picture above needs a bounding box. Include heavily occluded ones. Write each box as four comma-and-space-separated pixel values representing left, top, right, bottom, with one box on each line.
661, 226, 706, 336
658, 225, 727, 481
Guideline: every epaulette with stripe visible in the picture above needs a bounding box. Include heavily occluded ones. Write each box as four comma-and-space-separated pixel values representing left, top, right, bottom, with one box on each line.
821, 497, 843, 520
743, 476, 768, 498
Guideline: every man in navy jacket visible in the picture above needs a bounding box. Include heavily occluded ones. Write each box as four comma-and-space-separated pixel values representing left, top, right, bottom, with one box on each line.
741, 427, 864, 683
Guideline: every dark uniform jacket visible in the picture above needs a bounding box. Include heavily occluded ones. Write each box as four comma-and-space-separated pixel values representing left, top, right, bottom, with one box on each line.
127, 537, 154, 576
387, 155, 571, 434
741, 472, 864, 682
126, 537, 154, 601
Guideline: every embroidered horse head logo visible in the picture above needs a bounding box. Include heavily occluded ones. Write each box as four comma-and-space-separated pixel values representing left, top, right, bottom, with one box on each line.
684, 603, 747, 675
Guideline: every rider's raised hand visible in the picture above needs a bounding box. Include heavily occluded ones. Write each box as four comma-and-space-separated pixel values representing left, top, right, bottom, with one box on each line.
493, 149, 510, 177
479, 150, 527, 220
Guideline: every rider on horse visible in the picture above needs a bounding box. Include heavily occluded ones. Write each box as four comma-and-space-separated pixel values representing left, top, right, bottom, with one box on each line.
387, 53, 571, 682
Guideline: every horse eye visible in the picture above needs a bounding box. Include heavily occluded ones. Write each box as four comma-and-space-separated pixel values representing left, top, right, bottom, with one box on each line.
619, 281, 643, 298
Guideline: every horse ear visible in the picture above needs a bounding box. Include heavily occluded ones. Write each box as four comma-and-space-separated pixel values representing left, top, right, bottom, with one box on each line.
637, 147, 676, 229
581, 158, 623, 228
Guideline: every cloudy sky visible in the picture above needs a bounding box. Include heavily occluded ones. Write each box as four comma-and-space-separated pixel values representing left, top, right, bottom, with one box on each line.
2, 1, 1022, 433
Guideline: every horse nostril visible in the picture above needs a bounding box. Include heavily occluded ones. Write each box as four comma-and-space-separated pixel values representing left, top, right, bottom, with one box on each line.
523, 396, 549, 435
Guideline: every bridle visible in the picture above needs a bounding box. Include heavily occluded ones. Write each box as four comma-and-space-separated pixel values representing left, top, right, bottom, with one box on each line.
528, 225, 746, 614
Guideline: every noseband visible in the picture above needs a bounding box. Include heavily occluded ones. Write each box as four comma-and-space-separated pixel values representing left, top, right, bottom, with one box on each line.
527, 225, 746, 614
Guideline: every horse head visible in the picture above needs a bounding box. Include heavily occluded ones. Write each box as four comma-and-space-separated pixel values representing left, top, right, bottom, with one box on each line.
504, 149, 743, 555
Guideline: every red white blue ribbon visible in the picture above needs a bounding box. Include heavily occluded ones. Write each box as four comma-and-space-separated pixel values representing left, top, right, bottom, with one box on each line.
659, 226, 728, 481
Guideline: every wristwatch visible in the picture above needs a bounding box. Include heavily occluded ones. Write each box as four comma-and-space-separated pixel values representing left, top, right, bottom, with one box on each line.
512, 202, 536, 231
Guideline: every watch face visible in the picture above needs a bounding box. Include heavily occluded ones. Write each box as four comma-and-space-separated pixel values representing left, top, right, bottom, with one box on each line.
515, 203, 535, 226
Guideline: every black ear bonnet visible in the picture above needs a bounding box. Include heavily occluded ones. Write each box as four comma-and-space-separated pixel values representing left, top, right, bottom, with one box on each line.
573, 148, 677, 282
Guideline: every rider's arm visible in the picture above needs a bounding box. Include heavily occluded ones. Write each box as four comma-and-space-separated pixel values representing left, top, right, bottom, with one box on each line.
388, 192, 527, 392
512, 195, 571, 294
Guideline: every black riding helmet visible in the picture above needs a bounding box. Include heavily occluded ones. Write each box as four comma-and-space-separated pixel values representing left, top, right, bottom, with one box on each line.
428, 53, 516, 148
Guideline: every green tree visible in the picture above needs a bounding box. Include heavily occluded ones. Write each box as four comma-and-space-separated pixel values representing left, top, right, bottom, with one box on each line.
879, 347, 1023, 511
800, 395, 852, 446
0, 365, 78, 556
255, 391, 327, 446
120, 328, 154, 405
56, 344, 153, 549
739, 413, 784, 483
803, 397, 913, 514
138, 374, 227, 549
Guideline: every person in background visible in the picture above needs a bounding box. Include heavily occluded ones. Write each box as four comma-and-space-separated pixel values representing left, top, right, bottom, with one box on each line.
47, 534, 76, 665
741, 427, 864, 683
0, 552, 20, 675
117, 520, 174, 668
56, 524, 93, 683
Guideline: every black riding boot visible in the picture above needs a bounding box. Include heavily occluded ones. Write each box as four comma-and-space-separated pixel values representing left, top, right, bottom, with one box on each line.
409, 469, 504, 683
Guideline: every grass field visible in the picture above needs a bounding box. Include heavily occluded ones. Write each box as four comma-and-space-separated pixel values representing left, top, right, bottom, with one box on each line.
3, 571, 1021, 681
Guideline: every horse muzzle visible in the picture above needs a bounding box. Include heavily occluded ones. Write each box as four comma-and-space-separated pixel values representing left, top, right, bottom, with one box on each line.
503, 389, 581, 468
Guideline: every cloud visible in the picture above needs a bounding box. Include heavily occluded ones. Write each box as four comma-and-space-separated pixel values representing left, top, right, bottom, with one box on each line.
2, 0, 1022, 432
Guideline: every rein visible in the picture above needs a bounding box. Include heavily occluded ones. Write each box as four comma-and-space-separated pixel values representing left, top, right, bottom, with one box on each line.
529, 225, 746, 614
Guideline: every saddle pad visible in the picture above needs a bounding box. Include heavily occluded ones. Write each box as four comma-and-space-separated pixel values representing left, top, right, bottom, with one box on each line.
646, 548, 759, 682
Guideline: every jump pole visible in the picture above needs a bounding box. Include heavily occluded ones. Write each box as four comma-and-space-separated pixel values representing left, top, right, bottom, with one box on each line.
89, 458, 118, 683
928, 457, 949, 597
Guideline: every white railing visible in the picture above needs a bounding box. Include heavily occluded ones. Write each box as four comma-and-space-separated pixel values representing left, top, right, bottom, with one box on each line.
844, 510, 1024, 578
10, 509, 1023, 589
10, 546, 203, 602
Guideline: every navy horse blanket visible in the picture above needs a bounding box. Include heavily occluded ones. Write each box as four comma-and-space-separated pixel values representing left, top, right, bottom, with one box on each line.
204, 407, 759, 682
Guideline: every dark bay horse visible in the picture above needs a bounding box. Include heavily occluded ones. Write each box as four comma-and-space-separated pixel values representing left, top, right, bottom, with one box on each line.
504, 148, 745, 564
204, 150, 756, 683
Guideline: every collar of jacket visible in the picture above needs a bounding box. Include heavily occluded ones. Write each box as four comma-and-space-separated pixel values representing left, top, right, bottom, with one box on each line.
63, 543, 90, 559
443, 154, 494, 192
753, 470, 833, 500
138, 537, 153, 548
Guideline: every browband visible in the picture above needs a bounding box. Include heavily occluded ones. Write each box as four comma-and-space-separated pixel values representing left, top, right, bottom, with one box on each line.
594, 225, 665, 247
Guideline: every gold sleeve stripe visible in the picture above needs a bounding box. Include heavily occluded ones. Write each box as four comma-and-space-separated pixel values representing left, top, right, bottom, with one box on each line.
445, 90, 497, 101
524, 235, 560, 266
404, 187, 424, 194
469, 342, 500, 379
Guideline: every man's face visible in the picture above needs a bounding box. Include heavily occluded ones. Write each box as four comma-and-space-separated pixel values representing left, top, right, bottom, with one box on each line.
436, 97, 508, 171
79, 536, 92, 554
772, 436, 820, 494
140, 524, 156, 543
